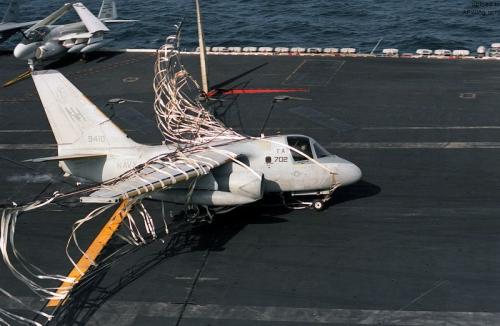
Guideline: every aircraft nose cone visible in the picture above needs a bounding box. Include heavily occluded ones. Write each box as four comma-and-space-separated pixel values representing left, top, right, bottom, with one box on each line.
336, 162, 362, 186
13, 43, 36, 59
14, 44, 28, 59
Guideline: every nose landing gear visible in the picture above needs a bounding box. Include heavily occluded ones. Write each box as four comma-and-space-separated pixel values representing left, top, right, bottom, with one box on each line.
281, 183, 340, 212
312, 199, 325, 211
311, 183, 340, 211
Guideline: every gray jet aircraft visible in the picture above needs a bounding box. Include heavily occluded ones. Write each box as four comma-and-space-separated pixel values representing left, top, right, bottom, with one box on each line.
28, 70, 362, 213
0, 0, 39, 43
13, 0, 133, 66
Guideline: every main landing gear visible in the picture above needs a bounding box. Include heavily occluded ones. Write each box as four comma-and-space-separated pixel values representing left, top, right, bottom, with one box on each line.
184, 205, 238, 224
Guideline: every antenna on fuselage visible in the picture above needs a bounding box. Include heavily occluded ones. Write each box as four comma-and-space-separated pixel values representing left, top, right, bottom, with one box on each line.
259, 95, 312, 135
195, 0, 209, 96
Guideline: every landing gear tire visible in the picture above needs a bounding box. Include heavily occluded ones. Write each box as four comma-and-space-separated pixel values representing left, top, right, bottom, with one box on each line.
312, 199, 324, 211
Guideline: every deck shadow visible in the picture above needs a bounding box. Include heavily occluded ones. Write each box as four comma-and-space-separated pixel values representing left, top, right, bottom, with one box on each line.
210, 62, 268, 90
45, 206, 287, 325
327, 180, 381, 207
43, 180, 375, 324
41, 52, 122, 70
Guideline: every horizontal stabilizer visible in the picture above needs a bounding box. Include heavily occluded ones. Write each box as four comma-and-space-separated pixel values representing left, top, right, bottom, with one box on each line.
24, 154, 107, 163
98, 0, 117, 20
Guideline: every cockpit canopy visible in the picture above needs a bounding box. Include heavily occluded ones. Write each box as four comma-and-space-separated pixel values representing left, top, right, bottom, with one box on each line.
22, 27, 50, 44
287, 136, 331, 162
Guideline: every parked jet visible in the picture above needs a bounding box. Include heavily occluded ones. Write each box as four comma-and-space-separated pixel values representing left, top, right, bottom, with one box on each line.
13, 0, 133, 66
29, 70, 362, 213
0, 0, 39, 43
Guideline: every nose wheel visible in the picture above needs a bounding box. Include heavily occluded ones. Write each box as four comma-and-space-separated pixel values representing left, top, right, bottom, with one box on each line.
312, 199, 325, 211
311, 183, 340, 212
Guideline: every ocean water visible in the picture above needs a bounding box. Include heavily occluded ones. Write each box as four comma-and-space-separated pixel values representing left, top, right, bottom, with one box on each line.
1, 0, 499, 52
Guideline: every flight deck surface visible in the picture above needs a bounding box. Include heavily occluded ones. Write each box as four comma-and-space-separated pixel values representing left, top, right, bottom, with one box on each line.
1, 51, 500, 325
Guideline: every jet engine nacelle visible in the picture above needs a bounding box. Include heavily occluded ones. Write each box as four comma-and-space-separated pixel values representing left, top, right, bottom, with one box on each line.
80, 41, 106, 53
35, 42, 66, 60
67, 43, 87, 54
225, 171, 263, 200
150, 171, 264, 206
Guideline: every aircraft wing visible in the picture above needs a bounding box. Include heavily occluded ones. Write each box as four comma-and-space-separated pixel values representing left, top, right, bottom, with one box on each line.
73, 2, 109, 33
80, 149, 237, 203
0, 21, 38, 32
25, 3, 72, 33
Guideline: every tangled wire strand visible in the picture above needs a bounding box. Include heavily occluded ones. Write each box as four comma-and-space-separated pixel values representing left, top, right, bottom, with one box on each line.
153, 41, 245, 147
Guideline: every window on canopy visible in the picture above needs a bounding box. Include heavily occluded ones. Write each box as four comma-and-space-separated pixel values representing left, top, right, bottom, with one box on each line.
23, 27, 50, 44
287, 136, 313, 162
313, 142, 330, 159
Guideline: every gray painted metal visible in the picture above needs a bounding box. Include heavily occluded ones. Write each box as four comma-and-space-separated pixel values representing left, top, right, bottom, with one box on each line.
12, 0, 128, 63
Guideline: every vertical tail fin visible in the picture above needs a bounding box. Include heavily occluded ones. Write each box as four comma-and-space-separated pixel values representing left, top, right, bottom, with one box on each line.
98, 0, 117, 20
31, 70, 137, 150
2, 0, 19, 23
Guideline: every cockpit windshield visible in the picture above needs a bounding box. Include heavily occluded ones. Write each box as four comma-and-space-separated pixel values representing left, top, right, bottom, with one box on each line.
313, 142, 330, 158
22, 27, 50, 44
287, 136, 313, 162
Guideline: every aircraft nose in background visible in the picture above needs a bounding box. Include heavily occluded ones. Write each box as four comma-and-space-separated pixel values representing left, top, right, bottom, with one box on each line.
336, 162, 362, 186
13, 43, 36, 59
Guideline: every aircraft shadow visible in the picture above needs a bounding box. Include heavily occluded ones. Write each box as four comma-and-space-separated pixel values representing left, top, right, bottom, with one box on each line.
87, 51, 122, 64
44, 181, 378, 324
42, 52, 122, 70
327, 180, 381, 207
208, 80, 251, 133
210, 62, 268, 91
45, 206, 288, 325
203, 63, 269, 133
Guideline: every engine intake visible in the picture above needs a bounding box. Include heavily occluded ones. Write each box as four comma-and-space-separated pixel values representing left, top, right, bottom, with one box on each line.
226, 171, 263, 199
35, 43, 66, 60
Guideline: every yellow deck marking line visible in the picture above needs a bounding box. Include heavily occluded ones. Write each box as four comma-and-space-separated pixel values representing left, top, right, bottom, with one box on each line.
47, 199, 130, 308
3, 70, 32, 88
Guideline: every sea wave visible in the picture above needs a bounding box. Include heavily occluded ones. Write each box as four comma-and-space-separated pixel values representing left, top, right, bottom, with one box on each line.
0, 0, 498, 52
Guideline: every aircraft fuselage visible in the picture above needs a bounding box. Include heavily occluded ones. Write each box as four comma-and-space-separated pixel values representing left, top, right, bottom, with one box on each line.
59, 135, 361, 206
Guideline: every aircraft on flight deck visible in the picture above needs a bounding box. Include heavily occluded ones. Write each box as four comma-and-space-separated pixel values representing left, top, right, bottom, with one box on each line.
27, 69, 362, 214
13, 0, 135, 66
0, 0, 39, 43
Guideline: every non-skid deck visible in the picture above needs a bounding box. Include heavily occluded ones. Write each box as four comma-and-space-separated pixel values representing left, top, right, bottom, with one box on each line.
1, 51, 500, 325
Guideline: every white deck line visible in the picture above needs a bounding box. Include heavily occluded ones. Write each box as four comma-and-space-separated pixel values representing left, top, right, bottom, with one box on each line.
0, 127, 499, 133
325, 142, 500, 149
3, 142, 500, 150
0, 130, 52, 132
362, 126, 500, 130
0, 144, 57, 149
100, 47, 157, 53
3, 297, 498, 325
